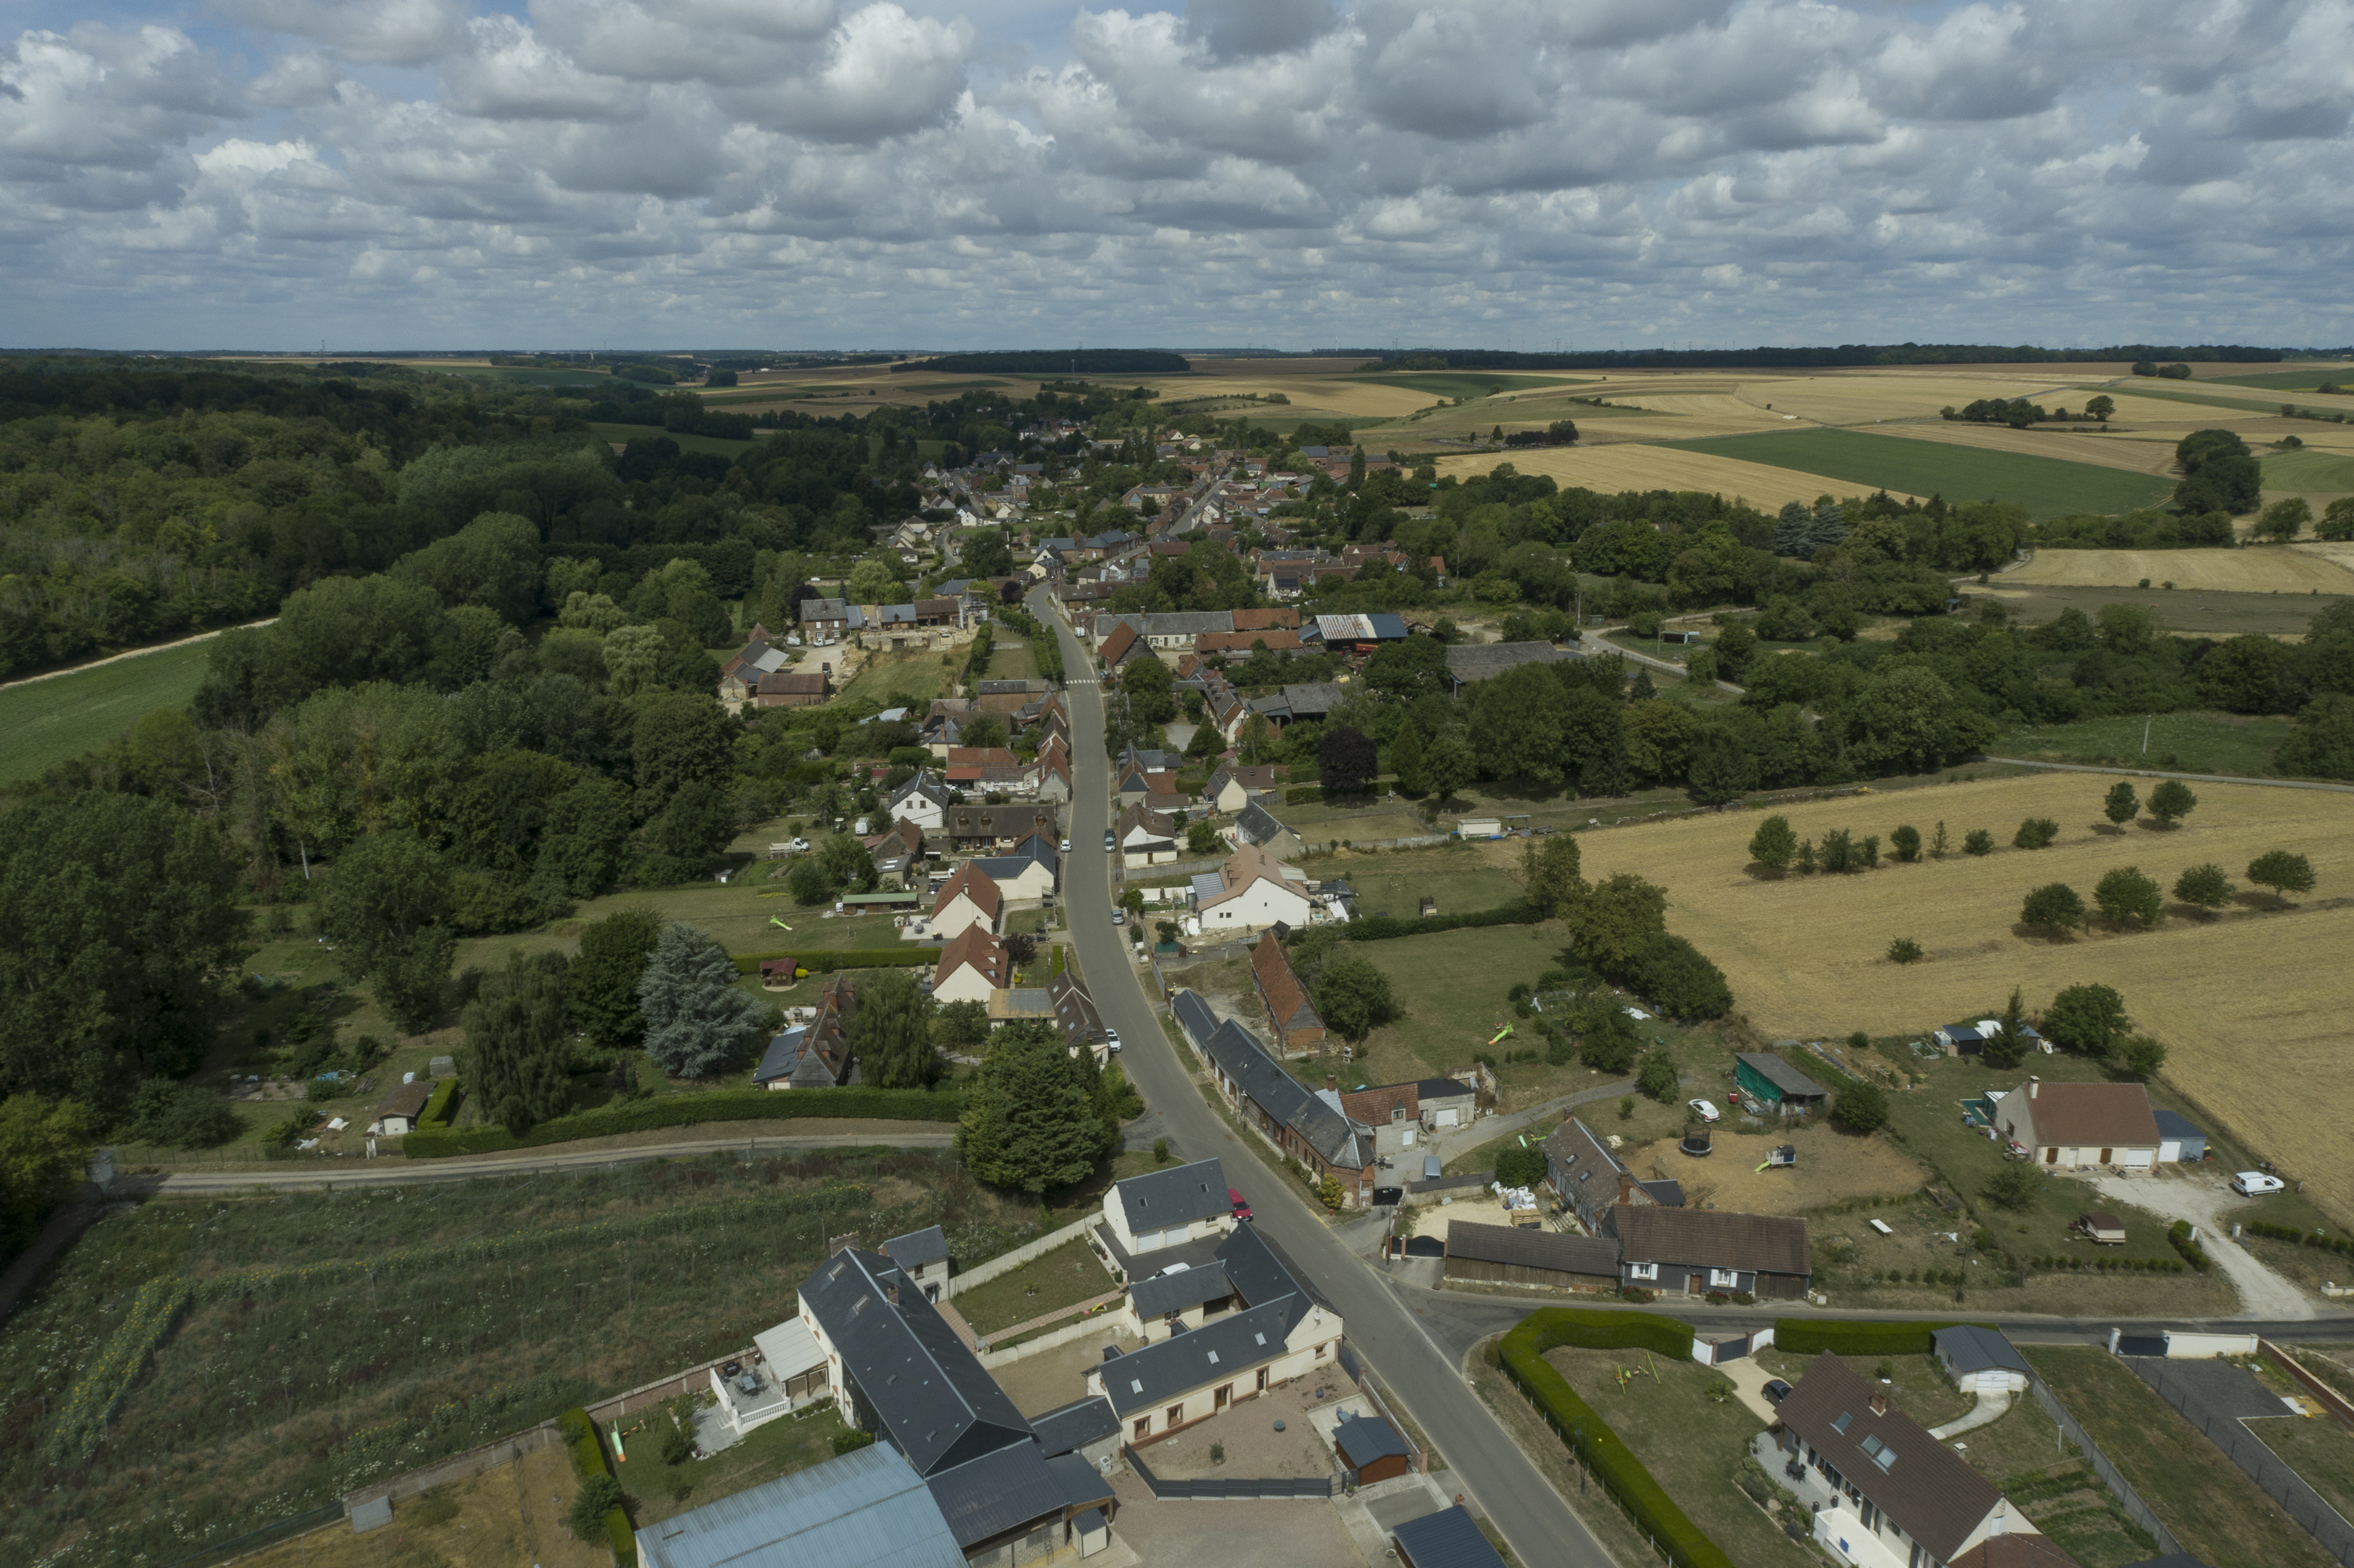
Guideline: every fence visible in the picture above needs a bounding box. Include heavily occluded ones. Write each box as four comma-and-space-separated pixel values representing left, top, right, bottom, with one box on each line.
2020, 1371, 2185, 1559
2263, 1340, 2354, 1431
344, 1422, 562, 1516
1124, 1444, 1335, 1500
158, 1505, 347, 1568
978, 1309, 1125, 1370
2130, 1357, 2354, 1565
948, 1214, 1101, 1298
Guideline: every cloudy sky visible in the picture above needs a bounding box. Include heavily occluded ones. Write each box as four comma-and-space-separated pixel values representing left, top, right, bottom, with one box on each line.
4, 0, 2352, 351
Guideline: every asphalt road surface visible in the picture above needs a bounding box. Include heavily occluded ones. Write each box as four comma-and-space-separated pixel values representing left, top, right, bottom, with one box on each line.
1029, 587, 1618, 1568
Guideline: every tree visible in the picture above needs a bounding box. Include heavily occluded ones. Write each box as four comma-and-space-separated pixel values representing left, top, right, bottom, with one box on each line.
1520, 834, 1586, 919
0, 1094, 95, 1250
1712, 622, 1756, 679
1980, 987, 2032, 1068
2172, 863, 2233, 913
1184, 821, 1222, 856
2114, 1035, 2167, 1079
2013, 817, 2059, 849
0, 792, 244, 1109
1496, 1146, 1547, 1186
937, 999, 989, 1052
1636, 1051, 1680, 1102
1389, 725, 1426, 795
631, 691, 738, 817
1963, 829, 1995, 857
2020, 882, 2087, 937
2147, 778, 2197, 828
2246, 849, 2316, 906
1472, 664, 1566, 786
1747, 815, 1797, 873
1890, 824, 1921, 863
463, 950, 573, 1133
1319, 725, 1378, 796
2043, 983, 2130, 1059
1119, 657, 1177, 725
1985, 1162, 2041, 1212
637, 923, 764, 1079
2323, 497, 2354, 544
1314, 949, 1401, 1042
955, 1021, 1108, 1194
2094, 866, 2165, 927
2254, 497, 2311, 543
635, 778, 736, 885
2102, 781, 2140, 828
849, 970, 940, 1088
2086, 395, 2115, 424
1832, 1079, 1888, 1133
1572, 995, 1641, 1073
1421, 733, 1476, 809
1571, 874, 1668, 970
1886, 937, 1923, 964
1931, 820, 1952, 859
127, 1080, 238, 1148
2276, 691, 2354, 778
319, 833, 457, 1035
846, 558, 900, 603
1628, 934, 1732, 1020
1684, 728, 1755, 806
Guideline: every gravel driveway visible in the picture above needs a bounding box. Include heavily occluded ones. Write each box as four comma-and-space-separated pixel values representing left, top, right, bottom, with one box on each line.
2079, 1170, 2317, 1320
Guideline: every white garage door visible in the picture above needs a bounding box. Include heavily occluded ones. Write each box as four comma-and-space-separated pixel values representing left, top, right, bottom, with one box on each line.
2121, 1149, 2153, 1169
1434, 1108, 1459, 1128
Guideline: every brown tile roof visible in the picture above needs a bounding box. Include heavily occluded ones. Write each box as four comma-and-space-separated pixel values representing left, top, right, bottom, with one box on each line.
1229, 608, 1301, 631
1250, 930, 1322, 1035
933, 860, 1002, 920
755, 671, 828, 694
2000, 1081, 2160, 1149
1777, 1352, 2007, 1563
1097, 621, 1141, 665
934, 926, 1010, 988
1115, 802, 1176, 842
377, 1080, 434, 1119
1951, 1533, 2080, 1568
1610, 1204, 1810, 1277
1340, 1084, 1417, 1126
945, 748, 1018, 766
1444, 1222, 1621, 1279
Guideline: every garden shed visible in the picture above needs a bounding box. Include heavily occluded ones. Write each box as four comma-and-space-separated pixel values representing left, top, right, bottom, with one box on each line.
1734, 1053, 1828, 1115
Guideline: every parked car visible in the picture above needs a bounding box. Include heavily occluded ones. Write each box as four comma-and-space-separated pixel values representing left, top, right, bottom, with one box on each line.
1111, 910, 1125, 926
1104, 1028, 1122, 1053
1687, 1098, 1721, 1123
789, 837, 810, 853
1371, 1187, 1404, 1206
1763, 1379, 1792, 1406
1103, 829, 1116, 850
1059, 838, 1071, 853
2232, 1170, 2286, 1196
1228, 1188, 1252, 1221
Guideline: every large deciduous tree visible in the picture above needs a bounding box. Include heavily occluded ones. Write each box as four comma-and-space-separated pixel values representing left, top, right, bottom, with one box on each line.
1319, 725, 1378, 796
2019, 882, 2087, 938
2043, 983, 2130, 1059
2102, 781, 2140, 828
2147, 778, 2198, 828
569, 906, 665, 1047
849, 970, 941, 1089
1571, 873, 1668, 970
1520, 834, 1586, 919
2093, 867, 2165, 927
1311, 948, 1400, 1043
0, 1094, 96, 1250
1471, 664, 1566, 786
631, 691, 739, 817
1420, 733, 1476, 809
1747, 815, 1797, 873
2246, 849, 2316, 906
318, 832, 457, 1036
463, 951, 574, 1133
637, 923, 765, 1079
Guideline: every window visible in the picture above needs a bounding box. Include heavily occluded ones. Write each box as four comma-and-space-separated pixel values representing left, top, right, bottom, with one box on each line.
1167, 1403, 1184, 1427
1134, 1418, 1149, 1441
1709, 1268, 1738, 1289
1628, 1263, 1657, 1282
1831, 1411, 1853, 1434
1315, 1343, 1326, 1360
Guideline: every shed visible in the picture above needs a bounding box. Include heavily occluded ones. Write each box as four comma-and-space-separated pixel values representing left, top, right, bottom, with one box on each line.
1454, 817, 1504, 839
371, 1080, 434, 1136
1931, 1325, 2032, 1395
1734, 1053, 1828, 1113
1333, 1413, 1412, 1484
2072, 1212, 2127, 1246
2152, 1108, 2207, 1163
759, 958, 806, 988
1393, 1504, 1509, 1568
1443, 1222, 1621, 1292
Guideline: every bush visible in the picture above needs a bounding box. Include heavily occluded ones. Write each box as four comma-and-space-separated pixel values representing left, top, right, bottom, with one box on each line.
1284, 785, 1326, 806
832, 1428, 876, 1455
1627, 933, 1733, 1020
127, 1081, 241, 1149
729, 948, 936, 977
661, 1421, 694, 1465
402, 1086, 963, 1157
1890, 824, 1921, 863
2014, 817, 2060, 849
1496, 1147, 1547, 1186
1963, 829, 1996, 857
1832, 1079, 1889, 1133
569, 1473, 624, 1541
1497, 1311, 1726, 1568
1316, 899, 1542, 943
416, 1077, 460, 1129
1886, 937, 1923, 964
2168, 1220, 2210, 1271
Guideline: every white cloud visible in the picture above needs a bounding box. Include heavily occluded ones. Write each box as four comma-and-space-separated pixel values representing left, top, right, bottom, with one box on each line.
2, 0, 2351, 347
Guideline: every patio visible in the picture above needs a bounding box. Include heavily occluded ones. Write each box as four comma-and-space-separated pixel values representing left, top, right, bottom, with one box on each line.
1143, 1377, 1352, 1483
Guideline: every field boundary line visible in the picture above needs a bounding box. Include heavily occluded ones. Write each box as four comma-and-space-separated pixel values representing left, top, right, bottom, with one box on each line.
1977, 756, 2354, 795
0, 617, 275, 691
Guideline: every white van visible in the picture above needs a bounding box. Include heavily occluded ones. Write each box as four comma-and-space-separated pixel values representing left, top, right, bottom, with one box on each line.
2231, 1171, 2285, 1197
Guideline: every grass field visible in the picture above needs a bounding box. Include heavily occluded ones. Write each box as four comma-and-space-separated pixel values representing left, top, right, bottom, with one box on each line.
1570, 771, 2354, 1226
1435, 442, 1914, 510
835, 653, 948, 708
1290, 843, 1523, 922
0, 638, 213, 783
2206, 368, 2354, 392
588, 421, 757, 456
1981, 579, 2338, 638
1993, 712, 2294, 777
950, 1236, 1116, 1336
0, 1149, 1057, 1566
981, 635, 1039, 682
2249, 1404, 2354, 1528
2025, 1346, 2337, 1568
1734, 370, 2085, 426
2262, 447, 2354, 493
1667, 429, 2176, 517
238, 1441, 607, 1568
2007, 547, 2354, 593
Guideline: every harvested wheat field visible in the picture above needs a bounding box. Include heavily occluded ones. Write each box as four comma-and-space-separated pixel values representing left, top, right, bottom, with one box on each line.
1876, 421, 2185, 475
1574, 773, 2354, 1224
1618, 1126, 1926, 1215
1435, 444, 1920, 508
2007, 548, 2354, 594
1170, 375, 1439, 417
1734, 373, 2080, 426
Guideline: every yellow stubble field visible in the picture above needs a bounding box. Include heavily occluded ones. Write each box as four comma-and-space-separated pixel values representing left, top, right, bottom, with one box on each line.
1434, 444, 1921, 508
1573, 773, 2354, 1224
1875, 421, 2184, 476
2006, 548, 2354, 593
1731, 373, 2085, 426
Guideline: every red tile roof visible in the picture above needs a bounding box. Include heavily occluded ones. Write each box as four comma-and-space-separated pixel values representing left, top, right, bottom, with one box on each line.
932, 860, 1003, 920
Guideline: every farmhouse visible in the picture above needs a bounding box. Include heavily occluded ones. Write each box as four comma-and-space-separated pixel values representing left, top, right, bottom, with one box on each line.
1192, 842, 1315, 933
1992, 1079, 2161, 1169
1774, 1352, 2045, 1568
1736, 1052, 1829, 1116
1933, 1326, 2032, 1395
1443, 1222, 1621, 1292
1543, 1114, 1685, 1234
752, 671, 831, 708
1608, 1204, 1810, 1300
1172, 992, 1377, 1208
1250, 931, 1326, 1053
754, 974, 858, 1089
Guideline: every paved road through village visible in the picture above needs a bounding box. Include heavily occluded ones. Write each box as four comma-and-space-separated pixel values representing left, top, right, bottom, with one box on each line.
1030, 587, 1617, 1568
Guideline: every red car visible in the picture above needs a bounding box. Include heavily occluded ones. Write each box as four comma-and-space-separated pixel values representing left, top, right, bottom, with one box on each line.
1228, 1188, 1253, 1222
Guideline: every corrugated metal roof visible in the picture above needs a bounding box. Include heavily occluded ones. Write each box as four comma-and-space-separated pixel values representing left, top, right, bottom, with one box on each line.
635, 1442, 962, 1568
1392, 1504, 1508, 1568
1737, 1052, 1829, 1100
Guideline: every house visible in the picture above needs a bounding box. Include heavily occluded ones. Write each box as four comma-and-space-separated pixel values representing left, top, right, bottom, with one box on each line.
1992, 1079, 2161, 1169
941, 805, 1059, 853
1031, 737, 1073, 803
1443, 640, 1576, 691
1934, 1326, 2032, 1395
1333, 1413, 1411, 1484
1228, 801, 1305, 860
1116, 802, 1180, 868
1392, 1506, 1509, 1568
1047, 970, 1106, 1058
1192, 842, 1315, 933
1736, 1053, 1830, 1116
753, 671, 831, 708
890, 773, 953, 831
882, 1224, 952, 1305
753, 974, 859, 1088
2152, 1109, 2207, 1163
986, 986, 1057, 1032
1443, 1223, 1622, 1292
753, 1025, 811, 1088
930, 860, 1003, 939
799, 597, 853, 642
1250, 930, 1326, 1053
633, 1442, 964, 1568
1121, 1259, 1237, 1343
372, 1080, 434, 1136
1246, 682, 1344, 726
1608, 1204, 1811, 1299
973, 834, 1058, 901
1774, 1351, 2045, 1568
1543, 1114, 1683, 1233
1952, 1537, 2083, 1568
1084, 1223, 1342, 1445
1101, 1157, 1237, 1259
1192, 1015, 1376, 1207
1202, 763, 1286, 815
1197, 629, 1304, 656
1095, 621, 1148, 671
717, 638, 791, 708
945, 747, 1024, 791
933, 926, 1010, 1005
1339, 1082, 1424, 1159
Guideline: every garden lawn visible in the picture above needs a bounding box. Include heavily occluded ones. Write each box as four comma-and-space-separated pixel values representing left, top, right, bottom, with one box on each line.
2024, 1345, 2337, 1568
2248, 1408, 2354, 1529
981, 637, 1039, 682
1351, 923, 1561, 1080
1666, 429, 2174, 518
1542, 1344, 1814, 1568
0, 638, 213, 784
1293, 843, 1525, 923
835, 655, 948, 708
632, 1399, 853, 1528
950, 1236, 1119, 1337
1992, 712, 2295, 778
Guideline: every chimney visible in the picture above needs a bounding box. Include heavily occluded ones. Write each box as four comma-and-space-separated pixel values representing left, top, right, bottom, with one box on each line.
1326, 1074, 1339, 1093
2029, 1076, 2040, 1099
1869, 1388, 1890, 1417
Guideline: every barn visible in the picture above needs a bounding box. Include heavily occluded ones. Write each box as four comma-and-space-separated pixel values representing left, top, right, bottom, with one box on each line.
1442, 1222, 1621, 1292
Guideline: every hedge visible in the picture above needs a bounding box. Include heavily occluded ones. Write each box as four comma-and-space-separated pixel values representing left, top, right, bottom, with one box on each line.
2168, 1221, 2211, 1272
402, 1086, 964, 1158
1497, 1310, 1727, 1568
2247, 1220, 2354, 1255
1284, 785, 1326, 805
1771, 1320, 1994, 1357
557, 1409, 636, 1566
416, 1077, 460, 1129
730, 948, 937, 977
1310, 898, 1542, 944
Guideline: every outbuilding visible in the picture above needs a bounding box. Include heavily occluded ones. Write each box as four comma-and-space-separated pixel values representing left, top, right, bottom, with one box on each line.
2152, 1109, 2207, 1163
1932, 1325, 2032, 1395
1735, 1053, 1828, 1116
1333, 1413, 1412, 1485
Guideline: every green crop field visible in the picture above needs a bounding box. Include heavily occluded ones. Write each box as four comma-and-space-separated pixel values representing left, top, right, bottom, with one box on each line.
2261, 448, 2354, 491
424, 364, 609, 388
0, 640, 214, 784
588, 421, 758, 456
1366, 372, 1591, 399
2098, 384, 2352, 421
2204, 369, 2354, 392
1665, 429, 2174, 518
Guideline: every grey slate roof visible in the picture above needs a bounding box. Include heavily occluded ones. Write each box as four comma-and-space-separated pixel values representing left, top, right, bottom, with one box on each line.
2151, 1108, 2204, 1141
1112, 1159, 1232, 1236
1610, 1205, 1810, 1277
799, 1248, 1033, 1478
1934, 1324, 2030, 1377
1172, 989, 1221, 1050
1199, 1019, 1369, 1170
1233, 801, 1292, 848
921, 1440, 1067, 1550
1095, 1299, 1300, 1416
883, 1225, 949, 1271
1392, 1504, 1509, 1568
635, 1442, 962, 1568
1737, 1052, 1828, 1100
1217, 1214, 1330, 1320
1029, 1395, 1119, 1459
1779, 1351, 2004, 1562
1046, 1451, 1116, 1513
1278, 682, 1345, 717
1334, 1413, 1411, 1464
1141, 610, 1235, 637
1413, 1077, 1478, 1103
753, 1027, 810, 1086
1129, 1262, 1233, 1319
